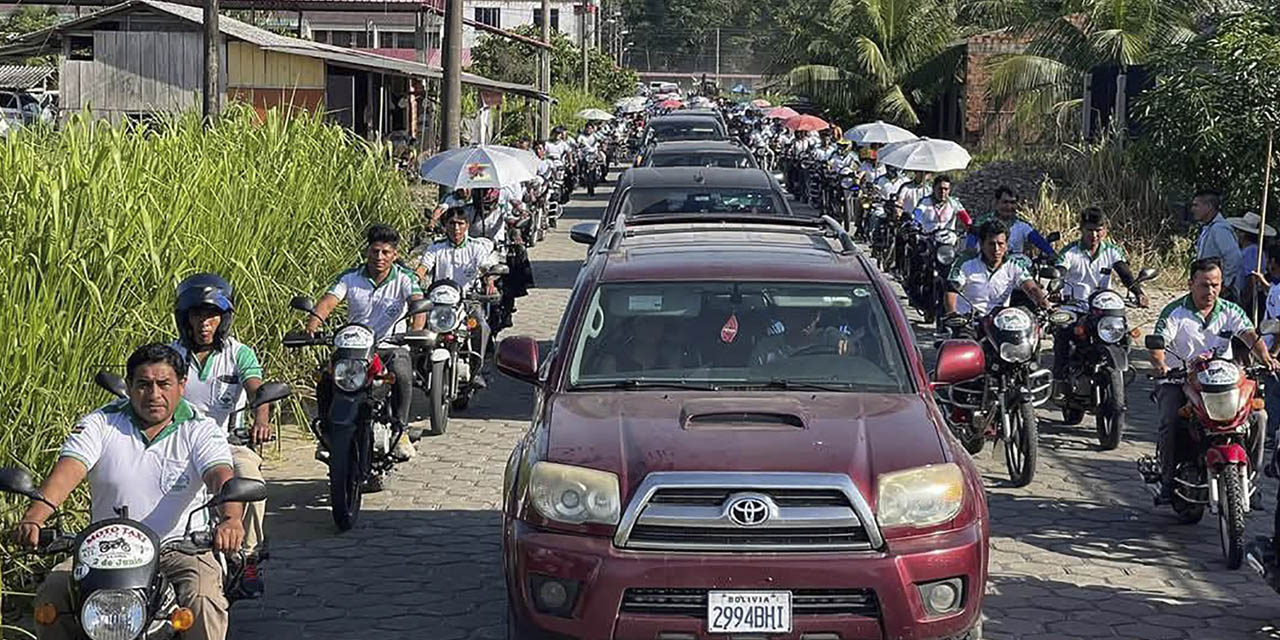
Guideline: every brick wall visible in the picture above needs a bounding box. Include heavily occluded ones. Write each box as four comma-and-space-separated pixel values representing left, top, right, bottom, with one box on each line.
963, 30, 1029, 143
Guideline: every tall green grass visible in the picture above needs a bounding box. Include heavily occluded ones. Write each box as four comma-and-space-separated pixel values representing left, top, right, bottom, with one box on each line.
0, 106, 416, 617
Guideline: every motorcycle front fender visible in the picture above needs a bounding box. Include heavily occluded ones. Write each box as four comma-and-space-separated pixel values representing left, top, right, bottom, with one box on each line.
1100, 344, 1129, 372
1206, 443, 1250, 469
326, 393, 364, 457
431, 347, 452, 363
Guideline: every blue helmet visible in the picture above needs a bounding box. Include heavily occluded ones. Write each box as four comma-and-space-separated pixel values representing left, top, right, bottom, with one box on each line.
175, 272, 236, 350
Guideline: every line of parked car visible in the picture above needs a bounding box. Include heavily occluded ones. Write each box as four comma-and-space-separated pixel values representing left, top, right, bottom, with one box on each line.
0, 89, 56, 136
494, 105, 987, 640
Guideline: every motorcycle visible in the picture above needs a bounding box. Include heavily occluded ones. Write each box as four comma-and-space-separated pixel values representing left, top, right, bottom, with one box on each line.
283, 295, 431, 530
1048, 268, 1158, 449
1138, 325, 1277, 568
0, 467, 270, 640
905, 226, 959, 324
579, 148, 601, 196
935, 289, 1053, 487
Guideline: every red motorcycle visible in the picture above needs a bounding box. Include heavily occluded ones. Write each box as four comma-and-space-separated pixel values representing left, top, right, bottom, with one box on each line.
1138, 331, 1272, 569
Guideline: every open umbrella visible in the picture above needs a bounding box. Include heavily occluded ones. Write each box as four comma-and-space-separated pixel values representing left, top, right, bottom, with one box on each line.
577, 108, 614, 121
784, 114, 830, 132
659, 99, 684, 109
765, 106, 799, 120
616, 96, 646, 113
420, 145, 538, 189
752, 98, 771, 108
876, 137, 971, 172
844, 120, 917, 145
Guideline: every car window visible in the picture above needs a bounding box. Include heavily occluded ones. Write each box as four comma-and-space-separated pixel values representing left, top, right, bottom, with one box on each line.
623, 188, 782, 215
0, 93, 17, 110
567, 282, 910, 392
651, 126, 724, 142
650, 153, 752, 169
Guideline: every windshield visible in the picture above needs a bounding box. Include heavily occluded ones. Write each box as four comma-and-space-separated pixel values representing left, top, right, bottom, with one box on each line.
622, 187, 783, 215
649, 152, 753, 169
650, 124, 725, 142
567, 281, 911, 392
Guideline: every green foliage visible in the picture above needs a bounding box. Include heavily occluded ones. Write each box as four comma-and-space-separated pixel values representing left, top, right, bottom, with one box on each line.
1133, 8, 1280, 212
620, 0, 776, 74
0, 106, 415, 604
0, 6, 62, 66
490, 84, 612, 145
469, 25, 638, 102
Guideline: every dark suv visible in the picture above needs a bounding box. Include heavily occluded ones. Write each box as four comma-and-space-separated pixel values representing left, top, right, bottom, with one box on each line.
497, 216, 989, 640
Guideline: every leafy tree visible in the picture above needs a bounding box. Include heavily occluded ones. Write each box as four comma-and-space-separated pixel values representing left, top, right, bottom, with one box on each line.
0, 6, 62, 66
620, 0, 772, 74
469, 25, 638, 102
1133, 7, 1280, 212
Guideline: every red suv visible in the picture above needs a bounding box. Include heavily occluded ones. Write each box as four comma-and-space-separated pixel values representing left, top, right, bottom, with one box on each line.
497, 215, 989, 640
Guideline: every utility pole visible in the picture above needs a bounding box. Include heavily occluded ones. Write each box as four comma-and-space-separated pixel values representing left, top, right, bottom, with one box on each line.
539, 0, 551, 139
580, 2, 589, 94
202, 0, 219, 122
714, 28, 720, 87
440, 0, 463, 149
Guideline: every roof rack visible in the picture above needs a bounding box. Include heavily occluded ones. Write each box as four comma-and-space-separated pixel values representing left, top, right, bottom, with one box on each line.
603, 212, 859, 255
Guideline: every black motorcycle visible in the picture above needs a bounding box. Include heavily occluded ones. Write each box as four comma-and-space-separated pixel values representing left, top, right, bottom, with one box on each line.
0, 468, 269, 640
1048, 268, 1157, 449
908, 227, 961, 325
284, 296, 431, 530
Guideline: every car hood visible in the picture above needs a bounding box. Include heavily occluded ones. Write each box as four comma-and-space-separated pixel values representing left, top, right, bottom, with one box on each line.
545, 391, 947, 504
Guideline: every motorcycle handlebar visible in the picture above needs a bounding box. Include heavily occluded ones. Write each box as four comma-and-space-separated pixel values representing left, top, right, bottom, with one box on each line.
283, 331, 329, 348
167, 531, 213, 556
37, 529, 75, 555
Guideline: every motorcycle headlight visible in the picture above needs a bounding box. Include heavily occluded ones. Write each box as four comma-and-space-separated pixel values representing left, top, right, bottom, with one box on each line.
841, 177, 854, 189
81, 589, 146, 640
936, 245, 956, 265
333, 358, 368, 393
529, 462, 620, 525
877, 463, 964, 528
1096, 316, 1127, 344
429, 306, 460, 333
999, 340, 1035, 363
1202, 388, 1242, 423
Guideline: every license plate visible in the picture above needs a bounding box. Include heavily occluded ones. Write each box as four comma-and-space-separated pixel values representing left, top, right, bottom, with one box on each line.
707, 591, 792, 634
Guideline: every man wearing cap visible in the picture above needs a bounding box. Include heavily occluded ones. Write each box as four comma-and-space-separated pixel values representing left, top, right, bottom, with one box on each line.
1051, 207, 1148, 400
1192, 190, 1243, 299
1229, 211, 1276, 313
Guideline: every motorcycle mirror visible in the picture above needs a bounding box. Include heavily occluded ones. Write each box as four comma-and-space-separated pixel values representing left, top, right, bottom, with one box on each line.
406, 297, 432, 317
0, 467, 39, 500
1144, 335, 1166, 351
1136, 267, 1159, 283
1038, 266, 1059, 280
210, 478, 268, 507
94, 370, 128, 399
1046, 231, 1062, 244
289, 296, 316, 314
250, 382, 291, 409
487, 263, 510, 276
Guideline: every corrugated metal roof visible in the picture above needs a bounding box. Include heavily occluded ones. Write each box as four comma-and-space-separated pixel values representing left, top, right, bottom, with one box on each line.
0, 64, 55, 89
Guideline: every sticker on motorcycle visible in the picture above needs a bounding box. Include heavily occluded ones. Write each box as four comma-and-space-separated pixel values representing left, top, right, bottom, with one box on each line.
1092, 291, 1125, 311
78, 524, 155, 570
993, 308, 1033, 332
333, 325, 376, 349
1198, 360, 1242, 387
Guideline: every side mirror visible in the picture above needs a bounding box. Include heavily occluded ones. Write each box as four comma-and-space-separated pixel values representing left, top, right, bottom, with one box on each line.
0, 467, 39, 499
488, 263, 510, 276
94, 370, 127, 399
210, 477, 268, 506
933, 340, 985, 385
1136, 267, 1159, 284
1038, 265, 1062, 280
406, 297, 431, 316
251, 382, 291, 408
1144, 335, 1166, 351
570, 221, 600, 246
496, 336, 540, 383
290, 296, 315, 314
1045, 231, 1061, 244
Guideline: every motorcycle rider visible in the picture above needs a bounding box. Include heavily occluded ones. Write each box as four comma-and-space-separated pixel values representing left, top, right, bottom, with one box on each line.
966, 186, 1055, 257
169, 273, 273, 598
17, 343, 244, 640
913, 174, 970, 234
1192, 190, 1243, 300
944, 219, 1051, 317
577, 122, 604, 183
306, 224, 426, 445
897, 170, 933, 221
1149, 257, 1278, 502
1050, 208, 1149, 400
413, 207, 501, 388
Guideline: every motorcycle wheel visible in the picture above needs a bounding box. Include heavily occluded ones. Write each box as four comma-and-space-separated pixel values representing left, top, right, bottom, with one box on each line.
329, 433, 365, 531
1220, 466, 1248, 569
1004, 401, 1039, 487
1096, 369, 1125, 450
427, 361, 450, 436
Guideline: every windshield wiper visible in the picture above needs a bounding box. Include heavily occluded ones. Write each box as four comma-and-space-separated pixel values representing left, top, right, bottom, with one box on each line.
573, 379, 722, 391
725, 378, 854, 393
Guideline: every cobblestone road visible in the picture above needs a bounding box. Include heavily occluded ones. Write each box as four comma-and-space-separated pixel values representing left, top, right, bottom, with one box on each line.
233, 181, 1280, 640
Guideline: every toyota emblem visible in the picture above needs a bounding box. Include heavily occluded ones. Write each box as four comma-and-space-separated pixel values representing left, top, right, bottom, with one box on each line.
727, 496, 770, 527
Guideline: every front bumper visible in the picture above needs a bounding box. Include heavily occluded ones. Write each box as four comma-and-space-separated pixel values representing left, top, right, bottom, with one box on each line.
506, 519, 986, 640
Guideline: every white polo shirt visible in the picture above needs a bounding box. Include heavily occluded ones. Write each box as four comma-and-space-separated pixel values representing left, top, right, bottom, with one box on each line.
170, 338, 263, 434
327, 264, 424, 344
914, 195, 968, 233
1056, 240, 1129, 306
948, 253, 1034, 315
898, 183, 932, 220
414, 237, 499, 290
1153, 295, 1253, 364
61, 399, 232, 543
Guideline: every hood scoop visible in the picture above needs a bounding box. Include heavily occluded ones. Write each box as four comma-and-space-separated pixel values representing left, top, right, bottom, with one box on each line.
680, 397, 807, 430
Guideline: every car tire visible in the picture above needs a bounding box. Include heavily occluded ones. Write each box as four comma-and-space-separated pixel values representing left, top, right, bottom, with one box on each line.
953, 619, 982, 640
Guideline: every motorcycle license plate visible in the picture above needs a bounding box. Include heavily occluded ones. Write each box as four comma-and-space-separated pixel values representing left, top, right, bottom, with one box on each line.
707, 591, 791, 634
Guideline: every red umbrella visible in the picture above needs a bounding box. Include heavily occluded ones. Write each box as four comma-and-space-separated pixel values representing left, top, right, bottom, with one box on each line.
765, 106, 799, 120
659, 99, 684, 109
785, 114, 830, 132
751, 98, 771, 108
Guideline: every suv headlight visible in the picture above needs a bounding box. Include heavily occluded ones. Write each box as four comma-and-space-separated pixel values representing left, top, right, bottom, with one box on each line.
81, 589, 147, 640
877, 463, 964, 528
1096, 316, 1127, 344
333, 358, 368, 392
529, 462, 621, 525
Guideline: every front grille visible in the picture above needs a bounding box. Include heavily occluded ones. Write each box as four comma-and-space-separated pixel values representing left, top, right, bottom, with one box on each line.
628, 525, 870, 547
647, 487, 849, 508
620, 588, 880, 618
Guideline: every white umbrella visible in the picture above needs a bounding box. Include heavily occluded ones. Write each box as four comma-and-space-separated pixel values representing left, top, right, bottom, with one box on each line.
420, 145, 538, 189
877, 137, 972, 172
844, 120, 917, 145
577, 108, 615, 121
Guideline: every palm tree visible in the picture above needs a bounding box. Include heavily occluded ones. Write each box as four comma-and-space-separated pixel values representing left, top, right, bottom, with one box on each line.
773, 0, 963, 127
964, 0, 1224, 130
